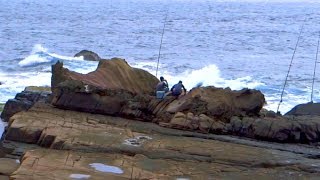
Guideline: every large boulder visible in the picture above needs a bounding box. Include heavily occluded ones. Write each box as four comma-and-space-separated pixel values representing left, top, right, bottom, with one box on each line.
51, 58, 159, 120
74, 50, 101, 61
285, 102, 320, 116
52, 58, 159, 94
165, 87, 265, 121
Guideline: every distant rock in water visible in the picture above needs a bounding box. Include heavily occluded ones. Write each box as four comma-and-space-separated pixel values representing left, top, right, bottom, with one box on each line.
285, 102, 320, 116
74, 50, 101, 61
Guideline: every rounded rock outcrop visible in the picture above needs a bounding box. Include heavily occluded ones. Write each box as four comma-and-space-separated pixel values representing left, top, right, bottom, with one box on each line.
74, 50, 101, 61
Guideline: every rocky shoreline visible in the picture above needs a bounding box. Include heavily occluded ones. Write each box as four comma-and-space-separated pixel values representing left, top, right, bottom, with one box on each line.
1, 57, 320, 179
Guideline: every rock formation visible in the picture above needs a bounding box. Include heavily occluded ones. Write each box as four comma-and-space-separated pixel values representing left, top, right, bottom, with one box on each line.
51, 58, 265, 123
2, 97, 320, 179
74, 50, 101, 61
285, 102, 320, 116
1, 57, 320, 179
0, 87, 50, 122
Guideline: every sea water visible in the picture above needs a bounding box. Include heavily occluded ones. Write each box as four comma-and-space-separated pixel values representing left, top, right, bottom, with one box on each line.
1, 0, 320, 115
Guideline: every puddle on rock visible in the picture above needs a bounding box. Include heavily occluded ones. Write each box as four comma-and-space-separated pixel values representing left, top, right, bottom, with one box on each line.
176, 177, 190, 180
123, 135, 152, 147
69, 174, 91, 179
89, 163, 123, 174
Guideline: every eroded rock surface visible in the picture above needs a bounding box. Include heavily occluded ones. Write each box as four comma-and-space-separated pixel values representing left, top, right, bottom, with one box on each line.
4, 102, 320, 179
50, 59, 266, 124
0, 87, 50, 122
2, 58, 320, 179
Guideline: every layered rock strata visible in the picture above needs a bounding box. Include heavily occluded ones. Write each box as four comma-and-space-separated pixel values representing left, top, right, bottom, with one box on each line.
4, 101, 320, 179
2, 57, 320, 179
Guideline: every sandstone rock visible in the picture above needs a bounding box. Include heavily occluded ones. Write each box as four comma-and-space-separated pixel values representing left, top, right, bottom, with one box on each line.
166, 87, 265, 121
5, 102, 320, 179
51, 58, 158, 93
51, 59, 159, 120
0, 175, 9, 180
198, 114, 214, 133
49, 58, 266, 126
285, 102, 320, 116
260, 108, 277, 118
24, 86, 51, 93
0, 158, 19, 175
211, 121, 225, 133
170, 112, 187, 128
228, 115, 320, 143
12, 148, 320, 180
0, 89, 49, 122
74, 50, 101, 61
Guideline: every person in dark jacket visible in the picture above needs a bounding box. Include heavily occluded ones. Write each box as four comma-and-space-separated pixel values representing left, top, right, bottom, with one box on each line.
171, 80, 187, 97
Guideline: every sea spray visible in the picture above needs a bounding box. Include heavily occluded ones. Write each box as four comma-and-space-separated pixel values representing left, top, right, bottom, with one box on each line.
18, 44, 84, 67
10, 44, 309, 114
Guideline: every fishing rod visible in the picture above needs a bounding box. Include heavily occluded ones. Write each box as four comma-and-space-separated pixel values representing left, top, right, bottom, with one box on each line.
155, 10, 169, 77
311, 31, 320, 102
276, 19, 306, 113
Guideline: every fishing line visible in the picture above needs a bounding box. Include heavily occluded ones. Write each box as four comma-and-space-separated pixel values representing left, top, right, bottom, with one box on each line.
155, 10, 169, 77
276, 17, 306, 113
311, 31, 320, 102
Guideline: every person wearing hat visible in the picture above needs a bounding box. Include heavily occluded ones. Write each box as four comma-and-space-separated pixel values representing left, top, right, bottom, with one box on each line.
171, 80, 187, 97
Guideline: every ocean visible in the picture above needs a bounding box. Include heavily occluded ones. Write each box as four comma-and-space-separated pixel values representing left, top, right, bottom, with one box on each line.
1, 0, 320, 116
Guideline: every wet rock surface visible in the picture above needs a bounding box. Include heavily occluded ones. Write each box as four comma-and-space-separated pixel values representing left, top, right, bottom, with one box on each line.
285, 102, 320, 116
74, 50, 101, 61
0, 88, 50, 122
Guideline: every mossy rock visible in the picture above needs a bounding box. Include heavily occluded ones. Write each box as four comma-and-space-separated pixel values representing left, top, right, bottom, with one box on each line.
24, 86, 51, 93
0, 103, 4, 113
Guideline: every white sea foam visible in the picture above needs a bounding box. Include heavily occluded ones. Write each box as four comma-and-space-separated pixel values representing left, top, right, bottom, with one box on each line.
18, 44, 88, 68
0, 120, 8, 139
18, 53, 53, 67
48, 52, 83, 61
135, 63, 264, 92
265, 92, 309, 114
4, 44, 304, 114
89, 163, 124, 174
133, 63, 299, 113
69, 174, 91, 179
0, 70, 51, 103
18, 44, 52, 67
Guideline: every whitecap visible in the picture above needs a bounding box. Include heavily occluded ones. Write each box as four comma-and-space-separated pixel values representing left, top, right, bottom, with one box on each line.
18, 44, 96, 69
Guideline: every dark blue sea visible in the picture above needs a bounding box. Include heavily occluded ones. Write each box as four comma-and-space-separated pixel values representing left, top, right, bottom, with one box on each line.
1, 0, 320, 118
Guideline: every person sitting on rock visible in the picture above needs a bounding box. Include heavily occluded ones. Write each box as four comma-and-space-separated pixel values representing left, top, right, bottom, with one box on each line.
155, 76, 169, 99
171, 80, 187, 97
